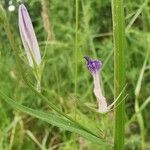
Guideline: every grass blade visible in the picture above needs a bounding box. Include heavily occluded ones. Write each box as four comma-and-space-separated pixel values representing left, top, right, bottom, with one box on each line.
0, 90, 110, 146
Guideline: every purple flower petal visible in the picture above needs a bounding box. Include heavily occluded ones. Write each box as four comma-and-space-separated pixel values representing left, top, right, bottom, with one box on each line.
84, 56, 102, 74
84, 56, 108, 113
18, 4, 41, 67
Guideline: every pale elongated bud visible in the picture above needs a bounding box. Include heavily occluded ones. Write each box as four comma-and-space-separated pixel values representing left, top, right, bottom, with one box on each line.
18, 4, 41, 67
84, 56, 108, 113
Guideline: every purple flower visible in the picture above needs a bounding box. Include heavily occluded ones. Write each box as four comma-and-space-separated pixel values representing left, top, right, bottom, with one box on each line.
18, 4, 41, 67
84, 56, 108, 113
84, 56, 102, 74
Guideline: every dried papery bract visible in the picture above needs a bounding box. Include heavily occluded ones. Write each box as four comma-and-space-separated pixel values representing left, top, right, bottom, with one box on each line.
84, 56, 108, 113
41, 0, 52, 41
18, 4, 41, 67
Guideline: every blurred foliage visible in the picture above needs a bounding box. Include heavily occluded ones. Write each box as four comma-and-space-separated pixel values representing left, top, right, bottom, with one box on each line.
0, 0, 150, 149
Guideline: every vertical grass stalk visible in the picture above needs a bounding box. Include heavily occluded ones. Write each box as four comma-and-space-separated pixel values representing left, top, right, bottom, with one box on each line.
134, 45, 150, 150
74, 0, 79, 95
111, 0, 126, 149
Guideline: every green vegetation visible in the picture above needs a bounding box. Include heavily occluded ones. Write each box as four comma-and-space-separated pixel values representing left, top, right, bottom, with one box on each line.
111, 0, 126, 149
0, 0, 150, 149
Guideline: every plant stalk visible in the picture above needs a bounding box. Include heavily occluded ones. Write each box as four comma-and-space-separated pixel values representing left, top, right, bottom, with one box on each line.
74, 0, 79, 95
111, 0, 126, 149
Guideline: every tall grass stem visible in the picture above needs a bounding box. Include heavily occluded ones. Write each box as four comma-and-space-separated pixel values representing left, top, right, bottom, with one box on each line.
74, 0, 79, 95
111, 0, 126, 149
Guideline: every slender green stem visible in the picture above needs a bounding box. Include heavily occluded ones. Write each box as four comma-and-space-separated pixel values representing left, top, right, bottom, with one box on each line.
134, 49, 149, 150
74, 0, 79, 95
111, 0, 126, 149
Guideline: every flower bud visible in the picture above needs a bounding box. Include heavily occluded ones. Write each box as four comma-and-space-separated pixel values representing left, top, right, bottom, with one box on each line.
18, 4, 41, 67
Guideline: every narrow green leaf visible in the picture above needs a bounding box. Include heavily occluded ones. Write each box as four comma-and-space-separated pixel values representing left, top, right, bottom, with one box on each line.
0, 91, 110, 147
